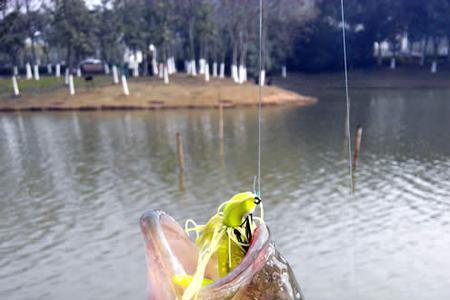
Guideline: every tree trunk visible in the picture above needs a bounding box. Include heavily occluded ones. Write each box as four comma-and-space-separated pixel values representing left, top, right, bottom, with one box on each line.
239, 41, 247, 84
66, 43, 72, 73
447, 36, 450, 62
31, 38, 37, 65
188, 19, 195, 61
390, 40, 397, 69
24, 0, 36, 65
231, 42, 238, 82
431, 36, 439, 73
44, 45, 50, 65
433, 36, 439, 61
377, 41, 382, 66
420, 37, 428, 66
143, 50, 149, 77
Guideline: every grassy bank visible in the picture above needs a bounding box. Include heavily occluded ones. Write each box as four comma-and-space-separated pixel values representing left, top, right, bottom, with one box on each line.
0, 74, 316, 112
0, 75, 114, 99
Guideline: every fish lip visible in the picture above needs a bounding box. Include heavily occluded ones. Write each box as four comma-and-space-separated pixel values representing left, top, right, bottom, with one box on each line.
140, 209, 271, 295
140, 210, 189, 274
140, 210, 189, 299
204, 223, 270, 291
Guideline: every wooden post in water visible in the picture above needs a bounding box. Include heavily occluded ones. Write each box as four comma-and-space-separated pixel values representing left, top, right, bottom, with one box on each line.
176, 132, 185, 173
219, 103, 224, 139
352, 125, 362, 172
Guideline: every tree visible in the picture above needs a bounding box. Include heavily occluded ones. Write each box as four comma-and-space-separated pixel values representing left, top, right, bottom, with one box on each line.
0, 10, 26, 67
114, 0, 146, 52
92, 0, 122, 65
51, 0, 95, 70
265, 0, 315, 72
21, 0, 45, 64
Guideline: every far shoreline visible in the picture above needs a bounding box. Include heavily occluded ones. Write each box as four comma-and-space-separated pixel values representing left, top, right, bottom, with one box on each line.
275, 66, 450, 91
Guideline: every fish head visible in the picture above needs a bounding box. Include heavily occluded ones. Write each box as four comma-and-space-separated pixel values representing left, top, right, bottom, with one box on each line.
140, 210, 304, 300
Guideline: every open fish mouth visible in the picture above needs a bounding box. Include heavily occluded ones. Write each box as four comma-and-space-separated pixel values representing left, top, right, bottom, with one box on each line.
140, 210, 304, 300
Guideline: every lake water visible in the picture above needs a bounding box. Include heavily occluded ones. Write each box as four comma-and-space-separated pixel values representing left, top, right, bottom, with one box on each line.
1, 81, 450, 299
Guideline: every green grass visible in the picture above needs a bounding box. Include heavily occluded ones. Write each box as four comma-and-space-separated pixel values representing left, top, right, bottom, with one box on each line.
0, 75, 114, 100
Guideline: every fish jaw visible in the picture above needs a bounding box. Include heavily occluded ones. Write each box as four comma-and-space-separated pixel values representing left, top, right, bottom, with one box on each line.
140, 210, 218, 299
140, 210, 304, 300
201, 225, 304, 300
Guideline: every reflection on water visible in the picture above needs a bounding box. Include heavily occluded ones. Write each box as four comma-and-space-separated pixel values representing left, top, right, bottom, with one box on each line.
1, 88, 450, 300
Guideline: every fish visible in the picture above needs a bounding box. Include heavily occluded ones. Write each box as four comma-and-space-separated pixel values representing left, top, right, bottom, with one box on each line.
140, 210, 305, 300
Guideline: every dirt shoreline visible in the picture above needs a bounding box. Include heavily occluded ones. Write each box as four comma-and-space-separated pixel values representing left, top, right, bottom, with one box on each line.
0, 75, 317, 112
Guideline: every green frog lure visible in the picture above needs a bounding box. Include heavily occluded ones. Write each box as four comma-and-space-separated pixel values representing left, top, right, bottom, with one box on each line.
172, 191, 264, 300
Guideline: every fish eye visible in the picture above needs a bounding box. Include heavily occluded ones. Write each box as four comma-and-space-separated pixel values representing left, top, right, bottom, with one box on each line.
254, 197, 261, 205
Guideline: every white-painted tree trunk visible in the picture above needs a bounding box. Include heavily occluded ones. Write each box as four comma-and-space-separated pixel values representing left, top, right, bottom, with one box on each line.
56, 64, 61, 77
76, 68, 81, 77
260, 70, 266, 86
133, 63, 139, 77
158, 63, 164, 78
431, 60, 437, 73
12, 76, 19, 96
167, 59, 171, 74
168, 57, 176, 74
47, 64, 52, 74
26, 63, 32, 79
104, 63, 110, 74
172, 57, 177, 73
238, 65, 245, 84
121, 75, 129, 96
69, 75, 75, 95
152, 59, 158, 76
282, 66, 287, 78
163, 65, 169, 84
199, 58, 205, 74
390, 57, 396, 69
220, 63, 225, 78
33, 65, 40, 80
64, 68, 69, 85
212, 62, 217, 77
186, 61, 191, 74
167, 58, 175, 75
191, 60, 197, 76
112, 66, 119, 84
205, 63, 210, 82
243, 67, 247, 82
13, 66, 18, 76
231, 64, 238, 83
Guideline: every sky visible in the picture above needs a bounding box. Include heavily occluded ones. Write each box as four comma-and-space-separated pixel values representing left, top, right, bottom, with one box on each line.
85, 0, 102, 9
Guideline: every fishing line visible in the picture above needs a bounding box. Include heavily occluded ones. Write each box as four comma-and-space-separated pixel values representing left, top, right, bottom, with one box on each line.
340, 0, 356, 296
340, 0, 353, 183
257, 0, 263, 196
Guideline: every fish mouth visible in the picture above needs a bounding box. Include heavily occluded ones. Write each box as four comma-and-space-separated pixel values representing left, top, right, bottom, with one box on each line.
140, 210, 271, 299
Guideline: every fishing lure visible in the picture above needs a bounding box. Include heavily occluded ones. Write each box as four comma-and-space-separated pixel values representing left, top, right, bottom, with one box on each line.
173, 191, 264, 300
